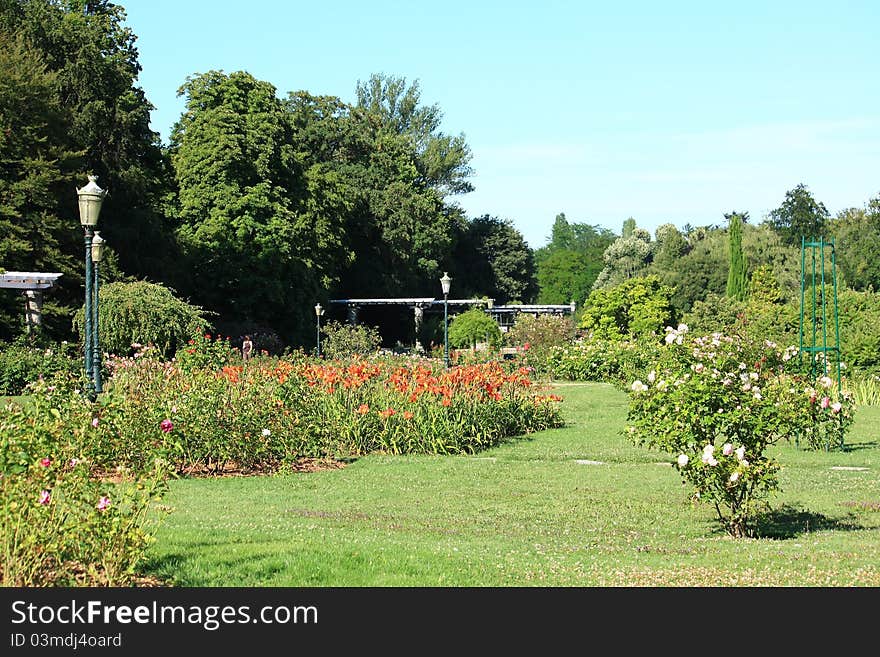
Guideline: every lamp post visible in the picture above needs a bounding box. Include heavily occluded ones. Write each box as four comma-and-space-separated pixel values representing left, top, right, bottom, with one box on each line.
76, 175, 106, 397
90, 232, 105, 394
315, 303, 324, 357
440, 272, 452, 368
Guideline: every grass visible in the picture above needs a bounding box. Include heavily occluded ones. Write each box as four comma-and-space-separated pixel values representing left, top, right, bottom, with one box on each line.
142, 383, 880, 586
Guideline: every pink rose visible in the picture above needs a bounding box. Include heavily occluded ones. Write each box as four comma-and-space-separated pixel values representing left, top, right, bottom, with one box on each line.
160, 419, 174, 433
96, 496, 111, 512
820, 397, 830, 409
39, 490, 51, 505
722, 443, 733, 456
40, 457, 51, 468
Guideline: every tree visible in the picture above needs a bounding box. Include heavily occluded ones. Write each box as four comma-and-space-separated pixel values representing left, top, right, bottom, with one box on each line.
580, 275, 675, 339
725, 212, 749, 301
831, 199, 880, 291
169, 70, 349, 343
448, 308, 501, 349
2, 0, 173, 284
451, 215, 537, 304
592, 227, 653, 290
766, 183, 830, 245
73, 280, 210, 358
535, 217, 614, 304
622, 217, 637, 239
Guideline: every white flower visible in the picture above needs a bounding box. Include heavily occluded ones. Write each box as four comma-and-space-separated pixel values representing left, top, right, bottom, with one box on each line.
729, 471, 740, 483
707, 457, 718, 466
677, 454, 689, 467
647, 370, 656, 384
631, 380, 648, 393
677, 323, 688, 333
675, 335, 683, 345
753, 389, 762, 400
741, 459, 750, 467
735, 446, 746, 461
722, 443, 733, 456
830, 401, 842, 413
749, 372, 759, 381
665, 333, 676, 345
819, 375, 833, 388
694, 363, 705, 373
261, 428, 271, 437
656, 380, 669, 391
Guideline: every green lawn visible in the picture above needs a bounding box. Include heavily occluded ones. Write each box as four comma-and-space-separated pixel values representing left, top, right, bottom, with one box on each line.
143, 383, 880, 586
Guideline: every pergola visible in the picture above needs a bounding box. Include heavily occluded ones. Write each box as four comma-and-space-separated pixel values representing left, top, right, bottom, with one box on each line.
329, 297, 577, 348
0, 272, 64, 332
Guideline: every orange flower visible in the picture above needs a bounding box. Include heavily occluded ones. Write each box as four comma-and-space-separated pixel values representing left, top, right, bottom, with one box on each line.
378, 407, 396, 419
441, 397, 452, 407
356, 404, 370, 415
403, 411, 414, 420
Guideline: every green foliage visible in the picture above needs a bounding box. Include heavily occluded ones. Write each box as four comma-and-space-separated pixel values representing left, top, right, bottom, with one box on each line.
748, 264, 783, 305
0, 336, 81, 396
725, 212, 749, 301
547, 335, 662, 388
1, 377, 168, 585
766, 183, 830, 246
451, 215, 537, 303
832, 202, 880, 291
592, 226, 653, 290
579, 275, 675, 339
837, 288, 880, 373
73, 281, 210, 359
173, 332, 239, 372
320, 321, 382, 359
448, 308, 502, 349
505, 313, 576, 375
626, 329, 855, 537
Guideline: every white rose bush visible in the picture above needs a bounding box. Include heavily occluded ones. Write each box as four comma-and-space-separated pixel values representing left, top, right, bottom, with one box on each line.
626, 326, 855, 537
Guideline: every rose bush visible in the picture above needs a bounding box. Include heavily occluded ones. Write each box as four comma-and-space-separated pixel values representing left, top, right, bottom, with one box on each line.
0, 375, 168, 586
626, 325, 855, 537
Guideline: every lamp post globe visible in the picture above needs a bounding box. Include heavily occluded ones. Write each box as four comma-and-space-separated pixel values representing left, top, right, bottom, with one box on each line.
439, 272, 452, 368
315, 303, 324, 357
76, 175, 106, 398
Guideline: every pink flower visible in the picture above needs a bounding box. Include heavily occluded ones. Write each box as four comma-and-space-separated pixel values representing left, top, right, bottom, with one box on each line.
96, 496, 111, 512
160, 419, 174, 433
820, 396, 830, 409
39, 457, 51, 468
69, 458, 79, 467
39, 490, 51, 505
735, 446, 746, 461
91, 417, 100, 428
722, 443, 733, 456
830, 401, 842, 413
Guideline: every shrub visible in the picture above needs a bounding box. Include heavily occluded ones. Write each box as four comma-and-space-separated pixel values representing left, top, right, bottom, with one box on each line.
505, 313, 576, 375
547, 334, 662, 388
320, 321, 382, 359
0, 376, 168, 585
173, 332, 240, 372
74, 281, 211, 359
0, 336, 81, 396
625, 325, 855, 537
579, 275, 675, 339
448, 308, 502, 349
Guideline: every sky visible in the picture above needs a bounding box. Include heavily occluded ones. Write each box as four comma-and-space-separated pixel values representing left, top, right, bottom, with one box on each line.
121, 0, 880, 249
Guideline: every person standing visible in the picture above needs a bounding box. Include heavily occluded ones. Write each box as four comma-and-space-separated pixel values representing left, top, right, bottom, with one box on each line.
241, 335, 254, 362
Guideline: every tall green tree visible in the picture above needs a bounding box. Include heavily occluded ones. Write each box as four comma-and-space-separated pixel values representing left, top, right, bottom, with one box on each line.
535, 215, 614, 304
831, 198, 880, 291
169, 70, 350, 342
451, 215, 537, 304
725, 212, 749, 301
766, 183, 830, 246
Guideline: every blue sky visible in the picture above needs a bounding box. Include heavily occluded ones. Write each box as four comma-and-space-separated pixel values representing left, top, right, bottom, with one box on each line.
121, 0, 880, 248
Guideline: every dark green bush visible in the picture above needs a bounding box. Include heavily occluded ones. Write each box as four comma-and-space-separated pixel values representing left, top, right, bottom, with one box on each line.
0, 336, 81, 396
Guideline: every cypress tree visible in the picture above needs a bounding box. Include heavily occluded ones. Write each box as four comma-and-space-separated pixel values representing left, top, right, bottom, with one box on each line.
725, 212, 748, 300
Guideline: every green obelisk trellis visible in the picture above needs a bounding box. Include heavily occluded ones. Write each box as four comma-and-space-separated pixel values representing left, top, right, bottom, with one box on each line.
798, 235, 843, 450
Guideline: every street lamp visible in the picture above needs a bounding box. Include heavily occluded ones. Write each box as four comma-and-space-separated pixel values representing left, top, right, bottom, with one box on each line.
90, 232, 105, 394
76, 175, 106, 397
440, 272, 452, 368
315, 303, 325, 357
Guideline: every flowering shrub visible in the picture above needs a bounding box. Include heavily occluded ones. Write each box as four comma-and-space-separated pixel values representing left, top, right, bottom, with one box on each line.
505, 313, 576, 376
625, 325, 855, 537
173, 332, 239, 371
547, 334, 662, 387
0, 378, 168, 586
0, 337, 81, 396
